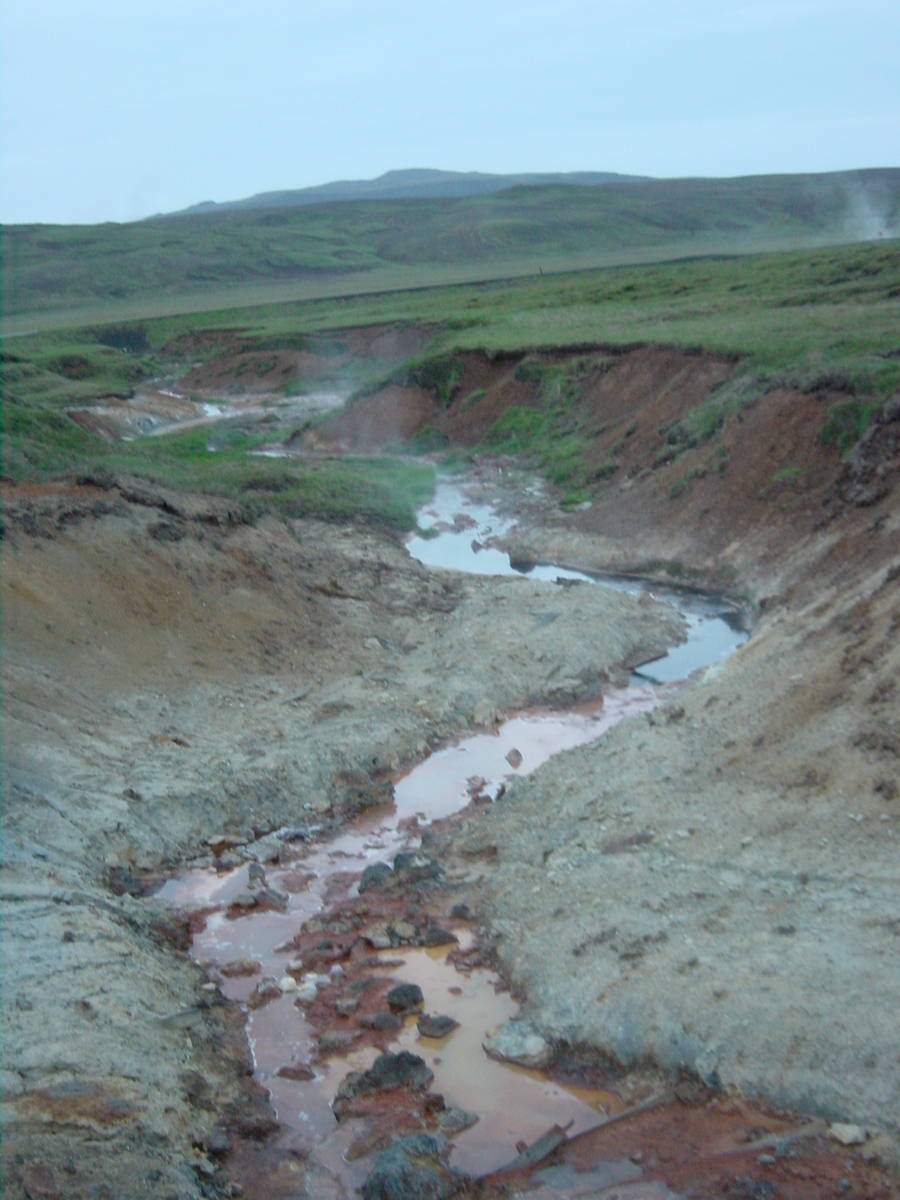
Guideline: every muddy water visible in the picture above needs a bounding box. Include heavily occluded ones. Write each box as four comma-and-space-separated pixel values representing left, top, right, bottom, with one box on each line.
408, 478, 748, 683
159, 477, 750, 1188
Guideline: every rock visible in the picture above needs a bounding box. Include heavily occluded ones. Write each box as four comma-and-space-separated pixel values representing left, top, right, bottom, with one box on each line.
484, 1021, 552, 1069
387, 982, 425, 1013
335, 996, 359, 1017
247, 977, 281, 1009
423, 924, 458, 948
450, 903, 470, 920
506, 748, 523, 768
318, 1029, 358, 1055
391, 920, 417, 942
277, 1062, 315, 1081
247, 861, 266, 887
360, 862, 394, 893
230, 891, 258, 911
393, 851, 440, 884
365, 924, 393, 950
417, 1014, 459, 1039
219, 958, 261, 978
829, 1122, 867, 1146
360, 1011, 403, 1032
334, 1051, 434, 1117
215, 850, 242, 870
436, 1107, 478, 1136
361, 1133, 467, 1200
278, 975, 297, 993
205, 1128, 231, 1157
294, 980, 318, 1004
256, 887, 289, 913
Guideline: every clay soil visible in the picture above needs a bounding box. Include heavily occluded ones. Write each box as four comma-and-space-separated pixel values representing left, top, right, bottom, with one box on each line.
3, 336, 900, 1199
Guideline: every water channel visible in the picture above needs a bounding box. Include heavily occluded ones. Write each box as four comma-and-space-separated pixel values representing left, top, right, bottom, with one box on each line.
158, 476, 749, 1190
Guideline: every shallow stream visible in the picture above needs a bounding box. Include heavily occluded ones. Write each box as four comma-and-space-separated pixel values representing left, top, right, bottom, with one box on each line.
158, 476, 749, 1189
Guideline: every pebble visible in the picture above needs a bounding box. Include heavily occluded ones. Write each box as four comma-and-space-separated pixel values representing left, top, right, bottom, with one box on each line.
390, 920, 417, 942
278, 975, 298, 993
417, 1014, 459, 1039
829, 1122, 867, 1146
386, 982, 425, 1013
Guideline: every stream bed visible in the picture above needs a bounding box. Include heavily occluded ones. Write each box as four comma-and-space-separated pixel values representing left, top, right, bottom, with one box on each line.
157, 476, 750, 1193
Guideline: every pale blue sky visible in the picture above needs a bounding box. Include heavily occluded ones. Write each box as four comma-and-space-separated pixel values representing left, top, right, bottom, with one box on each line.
2, 0, 898, 224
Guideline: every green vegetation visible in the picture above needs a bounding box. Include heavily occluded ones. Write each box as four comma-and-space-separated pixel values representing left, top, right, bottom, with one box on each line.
3, 235, 899, 525
1, 406, 434, 530
818, 398, 883, 455
3, 171, 897, 330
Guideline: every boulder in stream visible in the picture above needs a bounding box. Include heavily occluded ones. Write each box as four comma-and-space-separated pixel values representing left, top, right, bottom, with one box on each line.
483, 1020, 552, 1069
361, 1133, 468, 1200
334, 1051, 434, 1118
387, 982, 424, 1013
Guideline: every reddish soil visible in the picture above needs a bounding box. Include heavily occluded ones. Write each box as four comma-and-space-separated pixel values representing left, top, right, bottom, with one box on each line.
169, 322, 432, 397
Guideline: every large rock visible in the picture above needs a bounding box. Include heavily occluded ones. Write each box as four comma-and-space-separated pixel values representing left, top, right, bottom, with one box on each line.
361, 1134, 467, 1200
333, 1051, 434, 1118
483, 1020, 552, 1069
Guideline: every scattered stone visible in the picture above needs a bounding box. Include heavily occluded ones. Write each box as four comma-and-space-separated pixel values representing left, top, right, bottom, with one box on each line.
450, 903, 470, 920
247, 977, 281, 1009
215, 850, 242, 870
417, 1014, 459, 1039
277, 1063, 315, 1082
360, 862, 394, 893
360, 1012, 403, 1032
484, 1021, 552, 1069
334, 1052, 434, 1117
424, 924, 458, 948
229, 891, 258, 911
278, 975, 298, 993
219, 958, 261, 978
829, 1122, 867, 1146
436, 1107, 478, 1136
393, 851, 440, 884
387, 982, 425, 1013
361, 1133, 467, 1200
256, 887, 289, 913
205, 1128, 231, 1157
365, 924, 393, 950
247, 861, 266, 887
318, 1029, 358, 1055
391, 920, 417, 942
294, 980, 318, 1004
506, 748, 523, 768
335, 996, 359, 1017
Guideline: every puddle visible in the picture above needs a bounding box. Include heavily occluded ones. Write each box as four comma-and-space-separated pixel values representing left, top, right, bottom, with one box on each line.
157, 476, 752, 1193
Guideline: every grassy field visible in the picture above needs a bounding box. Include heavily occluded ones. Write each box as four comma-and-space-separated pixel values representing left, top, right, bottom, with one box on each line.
3, 170, 897, 332
3, 237, 898, 528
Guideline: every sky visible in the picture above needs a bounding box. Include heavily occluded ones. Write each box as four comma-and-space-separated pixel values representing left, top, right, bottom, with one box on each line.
1, 0, 898, 225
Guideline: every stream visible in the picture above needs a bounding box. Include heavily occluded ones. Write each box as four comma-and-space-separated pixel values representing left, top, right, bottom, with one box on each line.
157, 476, 749, 1192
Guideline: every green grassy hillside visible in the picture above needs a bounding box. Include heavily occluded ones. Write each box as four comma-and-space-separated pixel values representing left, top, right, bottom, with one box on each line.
3, 170, 897, 331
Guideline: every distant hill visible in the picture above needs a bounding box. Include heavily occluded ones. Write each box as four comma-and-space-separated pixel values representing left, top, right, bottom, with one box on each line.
179, 168, 650, 214
3, 168, 898, 330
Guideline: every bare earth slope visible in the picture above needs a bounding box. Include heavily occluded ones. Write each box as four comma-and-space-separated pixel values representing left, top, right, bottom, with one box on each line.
1, 481, 679, 1200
